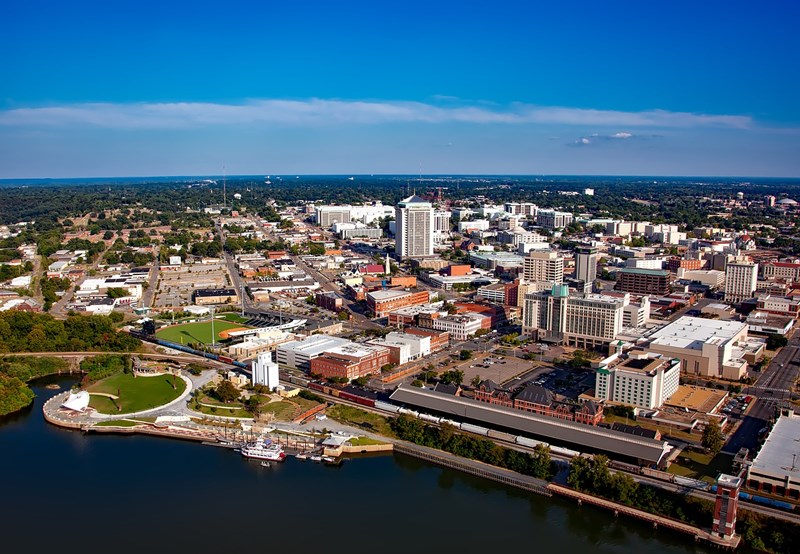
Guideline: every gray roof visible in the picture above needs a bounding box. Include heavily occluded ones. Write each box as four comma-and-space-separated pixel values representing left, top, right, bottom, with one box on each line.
390, 385, 670, 464
514, 384, 554, 406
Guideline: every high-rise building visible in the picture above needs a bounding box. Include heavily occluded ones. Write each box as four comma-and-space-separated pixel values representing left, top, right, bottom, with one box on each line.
395, 195, 434, 259
594, 353, 680, 409
536, 209, 573, 229
522, 284, 624, 348
574, 246, 598, 293
724, 260, 758, 303
522, 250, 564, 284
615, 268, 671, 295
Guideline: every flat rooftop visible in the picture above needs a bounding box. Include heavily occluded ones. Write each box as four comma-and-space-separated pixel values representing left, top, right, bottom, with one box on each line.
368, 289, 410, 301
278, 335, 349, 356
750, 413, 800, 480
648, 316, 747, 350
325, 342, 387, 358
665, 385, 727, 413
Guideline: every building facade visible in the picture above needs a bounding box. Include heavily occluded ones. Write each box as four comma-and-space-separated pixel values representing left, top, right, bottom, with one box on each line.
574, 246, 598, 292
309, 343, 390, 380
395, 195, 434, 259
522, 284, 624, 348
595, 353, 680, 409
251, 351, 279, 389
724, 260, 758, 304
522, 250, 564, 284
615, 268, 671, 296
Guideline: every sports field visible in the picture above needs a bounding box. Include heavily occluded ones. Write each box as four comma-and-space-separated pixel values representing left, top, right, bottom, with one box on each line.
155, 319, 251, 345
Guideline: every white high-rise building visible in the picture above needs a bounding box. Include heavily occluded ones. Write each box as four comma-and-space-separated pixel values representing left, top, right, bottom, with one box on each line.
252, 351, 279, 389
522, 250, 564, 284
395, 195, 434, 259
724, 259, 758, 304
595, 353, 680, 409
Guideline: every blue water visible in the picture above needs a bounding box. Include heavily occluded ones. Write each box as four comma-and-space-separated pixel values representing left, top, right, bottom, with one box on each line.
0, 376, 717, 554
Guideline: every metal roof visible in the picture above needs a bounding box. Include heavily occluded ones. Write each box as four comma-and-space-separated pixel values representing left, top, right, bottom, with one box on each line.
390, 385, 671, 464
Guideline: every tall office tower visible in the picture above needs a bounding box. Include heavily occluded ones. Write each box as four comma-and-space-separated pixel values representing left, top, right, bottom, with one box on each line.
574, 246, 598, 293
724, 259, 758, 304
522, 250, 564, 284
395, 195, 434, 259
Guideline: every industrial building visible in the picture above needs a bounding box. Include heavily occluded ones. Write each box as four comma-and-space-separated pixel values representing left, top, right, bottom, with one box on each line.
389, 385, 672, 465
275, 335, 350, 371
746, 411, 800, 499
645, 316, 761, 380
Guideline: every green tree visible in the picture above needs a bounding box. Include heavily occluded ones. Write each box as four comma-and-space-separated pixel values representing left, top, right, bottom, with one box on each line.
459, 349, 472, 361
702, 419, 724, 455
215, 380, 240, 404
471, 375, 482, 388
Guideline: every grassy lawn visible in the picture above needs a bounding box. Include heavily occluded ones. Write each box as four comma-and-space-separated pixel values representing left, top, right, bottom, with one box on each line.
190, 393, 251, 418
155, 320, 250, 345
94, 419, 140, 427
668, 449, 733, 483
87, 372, 186, 414
347, 436, 387, 446
327, 405, 394, 437
262, 401, 298, 420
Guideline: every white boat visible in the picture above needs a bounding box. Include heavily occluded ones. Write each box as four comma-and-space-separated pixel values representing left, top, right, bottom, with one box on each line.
321, 456, 337, 463
240, 439, 286, 462
295, 453, 308, 460
309, 455, 323, 462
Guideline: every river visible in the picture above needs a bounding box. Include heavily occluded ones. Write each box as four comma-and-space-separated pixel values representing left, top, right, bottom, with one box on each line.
0, 376, 719, 554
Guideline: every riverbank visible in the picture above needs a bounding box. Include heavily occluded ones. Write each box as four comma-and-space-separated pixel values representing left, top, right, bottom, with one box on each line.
0, 355, 84, 416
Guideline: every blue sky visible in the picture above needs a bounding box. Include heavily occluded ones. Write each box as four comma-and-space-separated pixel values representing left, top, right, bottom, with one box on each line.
1, 0, 798, 178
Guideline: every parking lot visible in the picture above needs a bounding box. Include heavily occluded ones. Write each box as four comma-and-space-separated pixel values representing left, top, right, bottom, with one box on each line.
453, 352, 536, 386
155, 262, 231, 308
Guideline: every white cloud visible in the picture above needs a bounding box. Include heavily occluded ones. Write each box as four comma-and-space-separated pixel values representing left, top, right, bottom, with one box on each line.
0, 98, 755, 130
610, 132, 633, 139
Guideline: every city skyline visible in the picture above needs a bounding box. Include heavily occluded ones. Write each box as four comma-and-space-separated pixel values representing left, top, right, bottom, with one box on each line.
2, 1, 799, 178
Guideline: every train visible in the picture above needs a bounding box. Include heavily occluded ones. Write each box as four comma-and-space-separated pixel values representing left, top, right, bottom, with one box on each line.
128, 330, 250, 370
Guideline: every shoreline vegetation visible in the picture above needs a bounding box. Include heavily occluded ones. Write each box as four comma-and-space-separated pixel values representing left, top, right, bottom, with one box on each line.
0, 310, 142, 417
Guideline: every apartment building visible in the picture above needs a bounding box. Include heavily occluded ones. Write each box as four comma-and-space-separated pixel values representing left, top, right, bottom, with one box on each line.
595, 353, 681, 409
724, 260, 758, 303
395, 195, 434, 259
522, 250, 564, 284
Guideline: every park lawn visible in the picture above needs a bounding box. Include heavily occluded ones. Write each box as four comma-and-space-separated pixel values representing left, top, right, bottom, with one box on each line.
88, 372, 186, 414
262, 401, 298, 420
327, 405, 395, 437
94, 419, 140, 427
192, 403, 251, 418
668, 449, 733, 483
155, 320, 250, 345
347, 436, 387, 446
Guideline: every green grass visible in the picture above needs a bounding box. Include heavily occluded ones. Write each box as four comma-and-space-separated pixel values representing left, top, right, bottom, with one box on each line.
155, 319, 250, 345
189, 394, 251, 418
668, 449, 733, 483
87, 372, 186, 414
347, 436, 387, 446
262, 401, 298, 420
94, 419, 140, 427
327, 405, 394, 437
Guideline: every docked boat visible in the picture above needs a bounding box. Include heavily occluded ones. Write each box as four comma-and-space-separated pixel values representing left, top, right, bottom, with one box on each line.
295, 453, 308, 460
240, 439, 286, 462
309, 455, 323, 462
321, 456, 337, 464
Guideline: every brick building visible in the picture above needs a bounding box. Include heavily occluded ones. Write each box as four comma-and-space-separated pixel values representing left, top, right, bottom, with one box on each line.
309, 343, 390, 380
615, 268, 671, 295
404, 327, 450, 352
367, 289, 431, 317
474, 381, 603, 425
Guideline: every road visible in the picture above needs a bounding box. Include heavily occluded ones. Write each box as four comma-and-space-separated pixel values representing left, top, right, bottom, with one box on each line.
50, 241, 114, 317
141, 258, 160, 308
725, 331, 800, 454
